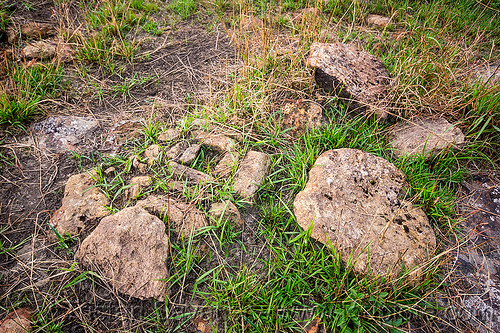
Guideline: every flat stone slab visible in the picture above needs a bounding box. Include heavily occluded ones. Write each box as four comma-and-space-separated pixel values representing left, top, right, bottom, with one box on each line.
389, 118, 465, 158
439, 176, 500, 332
136, 195, 209, 237
233, 151, 271, 199
50, 172, 110, 236
306, 42, 392, 118
293, 149, 436, 280
31, 116, 99, 153
76, 206, 169, 301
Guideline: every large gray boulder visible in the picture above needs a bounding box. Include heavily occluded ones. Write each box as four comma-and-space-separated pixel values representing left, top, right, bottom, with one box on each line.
293, 149, 436, 280
76, 206, 169, 301
306, 42, 392, 118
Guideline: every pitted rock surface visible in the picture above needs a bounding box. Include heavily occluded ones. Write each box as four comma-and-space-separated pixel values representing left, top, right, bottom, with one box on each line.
293, 149, 436, 280
389, 118, 465, 158
31, 116, 99, 153
306, 42, 392, 118
282, 100, 323, 136
233, 151, 271, 199
136, 195, 209, 237
50, 172, 110, 236
76, 206, 169, 301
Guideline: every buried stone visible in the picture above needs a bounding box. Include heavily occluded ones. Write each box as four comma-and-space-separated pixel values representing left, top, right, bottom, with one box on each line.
293, 149, 436, 281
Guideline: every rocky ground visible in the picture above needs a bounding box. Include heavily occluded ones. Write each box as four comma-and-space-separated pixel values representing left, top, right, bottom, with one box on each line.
0, 1, 499, 332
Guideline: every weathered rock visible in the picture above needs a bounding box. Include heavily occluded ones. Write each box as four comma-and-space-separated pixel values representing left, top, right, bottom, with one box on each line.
136, 195, 209, 237
102, 120, 142, 152
165, 142, 187, 160
366, 14, 391, 28
21, 22, 57, 38
213, 151, 239, 178
145, 144, 161, 165
293, 149, 436, 280
389, 118, 465, 158
193, 316, 212, 333
131, 155, 148, 173
76, 206, 169, 301
31, 116, 99, 153
209, 201, 244, 228
167, 161, 214, 185
306, 42, 392, 118
473, 61, 500, 86
233, 151, 270, 199
0, 308, 32, 333
50, 172, 110, 236
23, 40, 72, 60
158, 128, 181, 142
293, 8, 321, 23
179, 144, 201, 165
282, 100, 323, 136
192, 131, 238, 152
126, 176, 151, 199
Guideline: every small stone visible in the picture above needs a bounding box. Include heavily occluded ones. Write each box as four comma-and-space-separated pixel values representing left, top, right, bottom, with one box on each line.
366, 14, 391, 28
179, 144, 201, 165
167, 161, 214, 185
473, 61, 500, 86
293, 149, 436, 281
233, 151, 270, 199
158, 128, 181, 142
0, 308, 32, 333
23, 40, 72, 60
389, 118, 465, 159
192, 131, 238, 152
76, 206, 169, 300
213, 151, 240, 178
145, 144, 161, 165
165, 142, 186, 160
21, 22, 57, 38
209, 201, 244, 228
240, 16, 264, 31
136, 195, 209, 237
306, 42, 392, 119
50, 172, 110, 237
104, 167, 116, 175
131, 155, 148, 173
127, 176, 151, 199
282, 100, 323, 136
193, 316, 212, 333
293, 8, 320, 23
31, 116, 99, 153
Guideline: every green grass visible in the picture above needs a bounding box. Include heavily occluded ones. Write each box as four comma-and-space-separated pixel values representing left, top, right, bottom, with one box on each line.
0, 62, 64, 128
